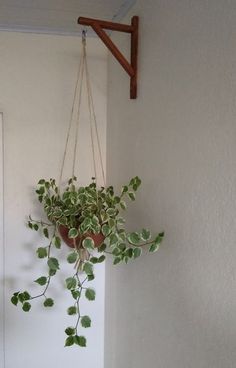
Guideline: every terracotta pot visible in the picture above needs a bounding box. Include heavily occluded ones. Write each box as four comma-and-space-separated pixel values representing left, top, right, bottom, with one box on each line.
58, 225, 105, 249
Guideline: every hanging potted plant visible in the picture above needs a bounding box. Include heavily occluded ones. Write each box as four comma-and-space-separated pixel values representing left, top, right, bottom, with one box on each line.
10, 32, 164, 348
11, 175, 164, 347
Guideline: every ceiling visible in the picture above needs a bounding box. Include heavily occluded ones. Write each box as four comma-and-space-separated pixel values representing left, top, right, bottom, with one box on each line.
0, 0, 136, 35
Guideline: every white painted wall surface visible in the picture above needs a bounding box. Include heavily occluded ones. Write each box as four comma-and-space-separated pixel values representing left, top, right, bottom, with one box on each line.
105, 1, 236, 368
0, 32, 107, 368
0, 113, 5, 368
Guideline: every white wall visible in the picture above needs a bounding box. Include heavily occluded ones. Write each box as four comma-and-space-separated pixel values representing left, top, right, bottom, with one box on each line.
0, 112, 5, 368
105, 1, 236, 367
0, 32, 107, 368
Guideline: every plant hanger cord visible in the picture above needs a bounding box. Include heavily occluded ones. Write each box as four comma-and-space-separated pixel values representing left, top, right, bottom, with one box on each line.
71, 38, 85, 181
58, 31, 105, 189
84, 44, 106, 186
59, 40, 84, 189
84, 36, 97, 184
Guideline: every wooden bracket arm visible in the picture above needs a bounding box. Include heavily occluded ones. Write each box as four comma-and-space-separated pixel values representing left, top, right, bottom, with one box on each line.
91, 23, 134, 77
78, 16, 139, 99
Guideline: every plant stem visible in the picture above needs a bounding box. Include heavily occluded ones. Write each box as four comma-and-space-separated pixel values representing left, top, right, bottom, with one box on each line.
127, 240, 154, 247
30, 276, 51, 300
29, 216, 53, 227
74, 274, 88, 334
30, 228, 55, 301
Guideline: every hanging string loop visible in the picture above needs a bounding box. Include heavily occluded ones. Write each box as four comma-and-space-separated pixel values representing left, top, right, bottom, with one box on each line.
58, 34, 106, 190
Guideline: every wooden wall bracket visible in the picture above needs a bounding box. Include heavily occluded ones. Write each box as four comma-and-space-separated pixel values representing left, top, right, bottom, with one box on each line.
78, 16, 139, 99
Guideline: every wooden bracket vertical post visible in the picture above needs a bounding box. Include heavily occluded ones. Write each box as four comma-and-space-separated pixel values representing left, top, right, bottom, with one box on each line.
78, 16, 139, 99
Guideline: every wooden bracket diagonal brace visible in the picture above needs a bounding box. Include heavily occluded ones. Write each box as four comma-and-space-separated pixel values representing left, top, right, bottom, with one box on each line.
78, 16, 139, 99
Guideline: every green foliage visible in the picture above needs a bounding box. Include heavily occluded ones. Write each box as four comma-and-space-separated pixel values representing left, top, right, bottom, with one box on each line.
18, 291, 31, 303
68, 228, 78, 238
22, 302, 31, 312
65, 277, 77, 290
149, 243, 159, 252
85, 288, 96, 301
98, 243, 106, 252
128, 192, 135, 201
71, 290, 80, 300
47, 257, 59, 271
67, 252, 77, 264
90, 256, 98, 264
11, 295, 18, 306
141, 229, 151, 241
127, 232, 140, 245
11, 291, 31, 307
81, 315, 91, 328
22, 291, 31, 300
155, 232, 165, 244
65, 327, 76, 336
43, 298, 54, 307
97, 255, 106, 263
83, 262, 93, 276
65, 336, 74, 347
82, 237, 95, 251
34, 276, 47, 286
113, 257, 121, 265
67, 306, 77, 315
102, 224, 111, 237
36, 247, 47, 258
33, 176, 145, 235
74, 335, 86, 347
53, 236, 61, 249
120, 200, 127, 210
49, 268, 57, 277
133, 247, 142, 259
43, 228, 49, 238
11, 175, 165, 349
149, 232, 165, 252
87, 274, 95, 281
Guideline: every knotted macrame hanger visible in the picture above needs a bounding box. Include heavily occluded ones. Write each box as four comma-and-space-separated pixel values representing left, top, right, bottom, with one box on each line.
59, 30, 105, 189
